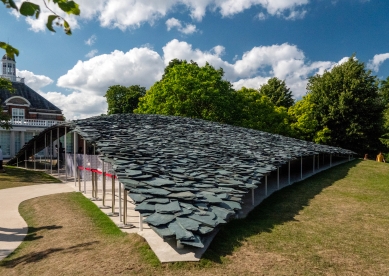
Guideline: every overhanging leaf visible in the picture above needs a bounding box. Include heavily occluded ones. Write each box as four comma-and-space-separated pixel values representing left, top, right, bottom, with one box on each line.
20, 1, 40, 18
0, 42, 19, 59
53, 0, 80, 15
1, 0, 18, 10
46, 15, 59, 32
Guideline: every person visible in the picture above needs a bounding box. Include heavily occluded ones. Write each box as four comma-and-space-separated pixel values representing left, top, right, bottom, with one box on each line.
364, 154, 368, 160
376, 152, 386, 163
0, 145, 4, 173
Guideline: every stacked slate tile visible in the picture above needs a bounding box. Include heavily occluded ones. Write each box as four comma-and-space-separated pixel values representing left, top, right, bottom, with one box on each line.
61, 114, 355, 248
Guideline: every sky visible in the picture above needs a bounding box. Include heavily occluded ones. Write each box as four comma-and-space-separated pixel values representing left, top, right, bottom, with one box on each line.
1, 0, 389, 119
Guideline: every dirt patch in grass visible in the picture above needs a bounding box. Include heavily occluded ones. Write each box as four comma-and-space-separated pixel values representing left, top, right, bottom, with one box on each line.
1, 160, 389, 275
0, 166, 61, 190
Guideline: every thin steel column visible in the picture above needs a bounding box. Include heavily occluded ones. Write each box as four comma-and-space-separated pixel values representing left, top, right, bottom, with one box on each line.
313, 155, 315, 173
111, 175, 116, 215
64, 126, 67, 181
251, 188, 255, 206
102, 161, 106, 206
83, 140, 86, 193
288, 161, 290, 185
123, 189, 127, 225
95, 170, 98, 198
57, 127, 59, 177
119, 182, 122, 222
139, 214, 143, 231
78, 167, 81, 191
33, 140, 36, 170
74, 132, 76, 186
330, 153, 332, 167
17, 157, 18, 167
44, 133, 47, 171
25, 150, 27, 169
91, 170, 95, 198
277, 167, 279, 190
265, 175, 268, 196
50, 130, 53, 174
318, 153, 320, 169
300, 156, 303, 180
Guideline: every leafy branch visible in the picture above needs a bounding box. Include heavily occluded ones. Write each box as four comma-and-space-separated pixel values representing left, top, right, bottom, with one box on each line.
1, 0, 80, 58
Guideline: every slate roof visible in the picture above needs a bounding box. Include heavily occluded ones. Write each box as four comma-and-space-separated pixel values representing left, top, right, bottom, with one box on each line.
7, 114, 355, 249
0, 82, 61, 112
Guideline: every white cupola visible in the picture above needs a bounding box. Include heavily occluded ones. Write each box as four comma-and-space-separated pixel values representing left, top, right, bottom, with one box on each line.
1, 54, 16, 82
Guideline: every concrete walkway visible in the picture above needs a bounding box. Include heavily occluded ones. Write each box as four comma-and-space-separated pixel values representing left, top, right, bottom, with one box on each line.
0, 184, 74, 261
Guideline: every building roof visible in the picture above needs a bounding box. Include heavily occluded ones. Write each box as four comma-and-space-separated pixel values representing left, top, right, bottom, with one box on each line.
2, 54, 15, 61
0, 82, 61, 112
8, 114, 355, 249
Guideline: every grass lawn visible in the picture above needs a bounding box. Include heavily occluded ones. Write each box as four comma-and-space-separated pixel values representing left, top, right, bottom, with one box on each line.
0, 166, 61, 190
1, 159, 389, 275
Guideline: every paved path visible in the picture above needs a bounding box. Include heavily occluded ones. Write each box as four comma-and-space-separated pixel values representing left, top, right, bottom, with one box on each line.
0, 184, 74, 261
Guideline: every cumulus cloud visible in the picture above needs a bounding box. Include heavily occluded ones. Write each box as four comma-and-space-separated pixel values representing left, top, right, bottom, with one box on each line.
367, 53, 389, 72
29, 39, 347, 119
12, 0, 310, 32
166, 18, 198, 34
57, 46, 165, 94
85, 49, 99, 58
85, 35, 97, 46
16, 69, 53, 91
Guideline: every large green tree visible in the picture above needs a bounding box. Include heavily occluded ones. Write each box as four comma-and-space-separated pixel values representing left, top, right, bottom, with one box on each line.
1, 0, 80, 58
104, 85, 146, 115
258, 77, 294, 108
135, 60, 235, 124
300, 56, 384, 153
233, 87, 292, 136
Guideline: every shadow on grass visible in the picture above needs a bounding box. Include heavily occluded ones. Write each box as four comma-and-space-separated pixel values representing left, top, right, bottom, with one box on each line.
202, 159, 361, 263
0, 241, 99, 268
0, 166, 60, 185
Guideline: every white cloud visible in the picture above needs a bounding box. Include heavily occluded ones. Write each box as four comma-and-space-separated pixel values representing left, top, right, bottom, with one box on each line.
256, 12, 267, 20
38, 91, 107, 119
12, 0, 310, 33
367, 53, 389, 72
85, 35, 97, 46
166, 18, 198, 34
57, 46, 165, 94
85, 49, 99, 58
16, 69, 53, 91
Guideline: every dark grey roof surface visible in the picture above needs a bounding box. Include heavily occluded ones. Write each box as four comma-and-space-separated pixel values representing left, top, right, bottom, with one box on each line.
8, 114, 355, 248
0, 82, 61, 112
66, 114, 354, 248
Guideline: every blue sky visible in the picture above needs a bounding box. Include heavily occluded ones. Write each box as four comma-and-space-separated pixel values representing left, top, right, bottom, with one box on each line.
1, 0, 388, 119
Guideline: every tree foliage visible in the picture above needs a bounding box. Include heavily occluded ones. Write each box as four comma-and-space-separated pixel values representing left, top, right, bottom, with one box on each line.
258, 77, 294, 108
295, 56, 385, 153
1, 0, 80, 58
233, 87, 292, 136
105, 85, 146, 115
135, 60, 235, 124
0, 77, 14, 129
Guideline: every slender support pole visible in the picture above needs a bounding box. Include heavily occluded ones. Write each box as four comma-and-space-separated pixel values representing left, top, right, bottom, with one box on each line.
265, 175, 268, 196
288, 161, 290, 185
44, 133, 47, 171
57, 127, 59, 177
330, 153, 332, 167
102, 161, 106, 206
318, 153, 320, 169
50, 130, 53, 174
277, 167, 279, 190
123, 189, 127, 225
300, 156, 303, 180
349, 155, 350, 161
119, 182, 122, 222
64, 126, 67, 181
95, 170, 98, 198
74, 132, 76, 186
33, 140, 36, 171
78, 167, 81, 191
251, 188, 255, 206
17, 157, 18, 167
25, 150, 27, 169
313, 155, 315, 173
91, 170, 95, 198
111, 175, 116, 215
83, 140, 86, 193
139, 214, 143, 231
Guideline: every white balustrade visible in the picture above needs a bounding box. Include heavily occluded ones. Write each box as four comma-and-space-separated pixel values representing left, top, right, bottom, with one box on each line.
10, 118, 60, 127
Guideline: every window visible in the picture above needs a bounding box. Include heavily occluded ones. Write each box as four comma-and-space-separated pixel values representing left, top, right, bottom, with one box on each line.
0, 131, 11, 156
12, 108, 25, 121
2, 63, 6, 75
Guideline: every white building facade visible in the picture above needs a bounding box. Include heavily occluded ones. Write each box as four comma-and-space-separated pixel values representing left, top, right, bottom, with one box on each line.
0, 55, 64, 159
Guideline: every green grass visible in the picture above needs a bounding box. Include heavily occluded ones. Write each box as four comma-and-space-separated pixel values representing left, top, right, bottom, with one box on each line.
0, 166, 61, 190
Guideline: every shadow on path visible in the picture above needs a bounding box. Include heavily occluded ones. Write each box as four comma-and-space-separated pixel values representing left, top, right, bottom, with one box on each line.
203, 159, 361, 263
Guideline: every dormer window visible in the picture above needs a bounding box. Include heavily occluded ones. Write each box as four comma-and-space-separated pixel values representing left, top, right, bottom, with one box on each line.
12, 108, 25, 121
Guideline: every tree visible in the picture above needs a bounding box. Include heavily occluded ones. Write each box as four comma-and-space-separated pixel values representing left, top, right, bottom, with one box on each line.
135, 60, 235, 124
303, 56, 384, 153
0, 77, 14, 129
1, 0, 80, 58
104, 85, 146, 115
233, 87, 292, 136
258, 77, 294, 108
